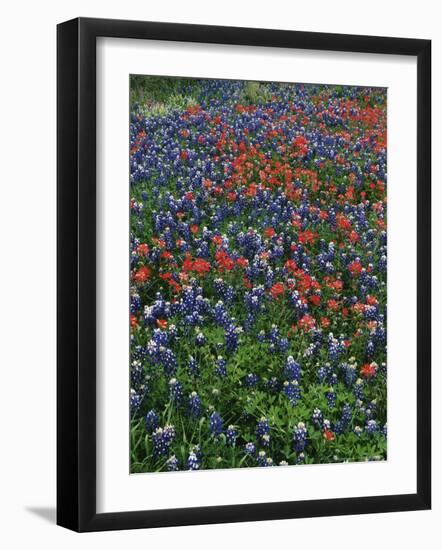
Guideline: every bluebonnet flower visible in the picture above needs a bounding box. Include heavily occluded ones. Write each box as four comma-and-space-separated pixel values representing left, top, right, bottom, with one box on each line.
364, 399, 377, 420
278, 337, 289, 352
353, 378, 365, 400
169, 378, 183, 405
284, 356, 301, 381
187, 451, 200, 470
209, 411, 224, 436
166, 455, 179, 471
244, 373, 259, 388
130, 292, 141, 314
311, 408, 323, 428
257, 450, 268, 467
226, 425, 237, 446
130, 389, 142, 412
297, 452, 306, 464
161, 347, 178, 377
195, 331, 206, 346
152, 425, 176, 456
317, 364, 330, 383
130, 359, 144, 386
188, 391, 202, 417
256, 417, 271, 446
334, 403, 352, 434
268, 325, 280, 345
145, 409, 159, 433
325, 388, 336, 408
341, 362, 357, 386
265, 376, 280, 393
215, 356, 227, 377
187, 355, 199, 377
168, 323, 178, 339
366, 339, 376, 358
327, 333, 344, 362
213, 301, 230, 327
283, 380, 301, 406
341, 403, 352, 424
293, 422, 308, 452
366, 419, 378, 435
354, 425, 363, 437
225, 324, 240, 353
245, 442, 256, 455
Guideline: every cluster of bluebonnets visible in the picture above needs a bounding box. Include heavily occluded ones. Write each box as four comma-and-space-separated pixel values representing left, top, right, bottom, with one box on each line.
129, 77, 387, 473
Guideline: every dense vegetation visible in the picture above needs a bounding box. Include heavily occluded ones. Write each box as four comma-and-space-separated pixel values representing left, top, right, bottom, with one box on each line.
129, 76, 387, 473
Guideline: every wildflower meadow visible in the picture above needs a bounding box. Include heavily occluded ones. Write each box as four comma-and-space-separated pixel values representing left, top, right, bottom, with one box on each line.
129, 76, 387, 473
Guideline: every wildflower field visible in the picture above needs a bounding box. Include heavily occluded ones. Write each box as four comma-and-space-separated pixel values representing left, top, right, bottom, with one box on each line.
129, 76, 387, 473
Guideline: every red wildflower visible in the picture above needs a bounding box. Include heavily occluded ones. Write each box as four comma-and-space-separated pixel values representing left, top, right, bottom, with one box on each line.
361, 362, 377, 378
136, 243, 149, 256
337, 213, 352, 231
327, 299, 340, 311
325, 277, 343, 292
298, 314, 316, 332
297, 272, 317, 293
298, 229, 317, 245
133, 266, 151, 283
152, 238, 166, 248
285, 259, 297, 273
156, 319, 168, 330
182, 256, 194, 272
323, 430, 335, 442
130, 315, 138, 328
218, 252, 235, 271
353, 302, 365, 314
348, 260, 363, 276
264, 227, 276, 238
192, 258, 211, 275
245, 183, 257, 197
243, 277, 252, 289
293, 135, 309, 156
270, 282, 285, 299
349, 230, 360, 243
169, 280, 182, 294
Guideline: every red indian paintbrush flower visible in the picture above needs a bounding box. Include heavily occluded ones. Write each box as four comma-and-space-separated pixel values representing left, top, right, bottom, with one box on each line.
133, 266, 151, 283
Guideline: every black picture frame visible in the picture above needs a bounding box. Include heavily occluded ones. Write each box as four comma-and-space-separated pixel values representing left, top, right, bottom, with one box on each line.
57, 17, 431, 532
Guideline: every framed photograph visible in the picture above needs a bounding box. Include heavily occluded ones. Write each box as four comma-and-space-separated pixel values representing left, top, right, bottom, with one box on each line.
57, 17, 431, 532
